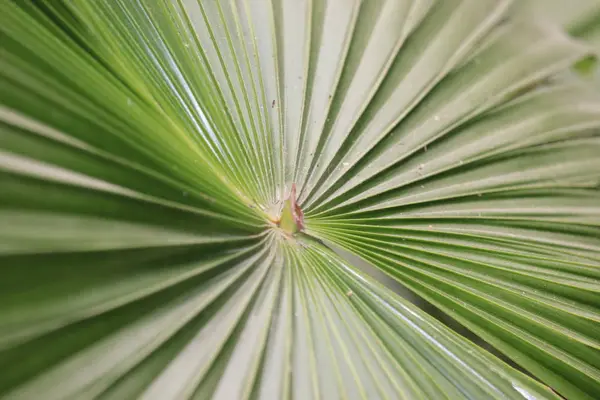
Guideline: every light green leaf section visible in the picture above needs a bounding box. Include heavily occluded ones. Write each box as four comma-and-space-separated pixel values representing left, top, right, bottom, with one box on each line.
1, 0, 599, 399
520, 0, 600, 84
519, 0, 600, 34
311, 221, 600, 399
304, 19, 591, 211
295, 0, 600, 398
1, 235, 558, 400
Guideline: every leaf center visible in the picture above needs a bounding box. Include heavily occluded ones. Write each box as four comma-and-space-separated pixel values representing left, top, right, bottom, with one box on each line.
278, 184, 305, 235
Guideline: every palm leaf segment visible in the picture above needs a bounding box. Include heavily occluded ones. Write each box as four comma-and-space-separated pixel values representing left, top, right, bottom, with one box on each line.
1, 1, 599, 399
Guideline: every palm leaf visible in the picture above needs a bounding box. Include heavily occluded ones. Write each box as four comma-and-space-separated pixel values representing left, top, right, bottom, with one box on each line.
520, 0, 599, 34
1, 1, 599, 399
521, 0, 600, 82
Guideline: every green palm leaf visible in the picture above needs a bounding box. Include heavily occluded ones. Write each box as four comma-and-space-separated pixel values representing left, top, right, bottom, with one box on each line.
1, 0, 599, 399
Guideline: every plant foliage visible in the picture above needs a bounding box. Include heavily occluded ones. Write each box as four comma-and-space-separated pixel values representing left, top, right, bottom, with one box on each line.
1, 1, 599, 399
